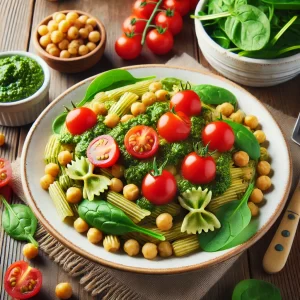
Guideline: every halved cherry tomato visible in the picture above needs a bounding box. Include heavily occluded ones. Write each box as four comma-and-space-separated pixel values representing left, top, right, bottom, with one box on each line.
163, 0, 190, 16
124, 125, 159, 159
181, 152, 216, 184
142, 170, 177, 205
0, 158, 12, 188
157, 111, 191, 142
87, 135, 120, 167
66, 107, 97, 135
146, 28, 174, 55
202, 121, 235, 152
154, 10, 183, 36
170, 90, 202, 117
132, 0, 156, 18
115, 33, 142, 60
4, 261, 42, 299
123, 15, 147, 34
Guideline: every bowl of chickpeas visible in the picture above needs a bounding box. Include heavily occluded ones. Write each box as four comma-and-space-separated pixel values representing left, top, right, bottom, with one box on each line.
33, 10, 106, 73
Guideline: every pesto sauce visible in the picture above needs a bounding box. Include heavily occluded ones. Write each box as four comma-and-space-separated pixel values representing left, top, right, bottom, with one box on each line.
0, 55, 44, 103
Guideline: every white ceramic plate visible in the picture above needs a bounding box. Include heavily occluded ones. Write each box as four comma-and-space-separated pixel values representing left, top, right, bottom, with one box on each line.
21, 65, 292, 274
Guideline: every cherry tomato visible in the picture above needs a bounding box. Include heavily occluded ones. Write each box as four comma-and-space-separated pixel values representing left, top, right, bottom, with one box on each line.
157, 111, 191, 142
124, 125, 159, 159
122, 15, 147, 34
132, 0, 156, 18
190, 0, 199, 10
202, 121, 235, 152
0, 158, 12, 188
146, 28, 174, 55
4, 261, 42, 299
87, 135, 120, 168
181, 152, 216, 184
163, 0, 190, 16
142, 170, 177, 205
66, 107, 97, 135
170, 90, 202, 117
154, 10, 183, 35
115, 33, 142, 60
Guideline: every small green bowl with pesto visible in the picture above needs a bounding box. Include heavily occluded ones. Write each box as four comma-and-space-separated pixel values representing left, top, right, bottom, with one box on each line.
0, 51, 50, 127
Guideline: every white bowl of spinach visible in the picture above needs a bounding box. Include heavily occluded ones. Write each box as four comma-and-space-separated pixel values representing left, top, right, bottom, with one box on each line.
193, 0, 300, 87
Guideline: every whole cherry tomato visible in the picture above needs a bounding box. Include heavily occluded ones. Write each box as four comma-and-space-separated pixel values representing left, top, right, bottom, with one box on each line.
154, 9, 183, 35
66, 107, 97, 135
0, 158, 12, 188
146, 28, 174, 55
170, 90, 202, 116
132, 0, 156, 18
163, 0, 190, 16
202, 121, 235, 152
122, 15, 147, 34
115, 33, 142, 60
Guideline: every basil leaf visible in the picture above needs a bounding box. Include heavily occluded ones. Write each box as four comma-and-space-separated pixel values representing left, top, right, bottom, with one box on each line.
232, 279, 282, 300
1, 195, 38, 247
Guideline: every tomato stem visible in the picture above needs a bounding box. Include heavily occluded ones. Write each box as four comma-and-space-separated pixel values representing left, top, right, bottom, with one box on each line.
150, 157, 168, 177
141, 0, 164, 45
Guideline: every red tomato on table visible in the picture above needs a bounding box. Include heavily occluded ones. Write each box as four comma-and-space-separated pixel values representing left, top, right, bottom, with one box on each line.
146, 28, 174, 55
123, 15, 147, 34
4, 261, 42, 299
154, 10, 183, 35
190, 0, 199, 10
115, 34, 142, 60
132, 0, 157, 18
0, 158, 12, 188
163, 0, 190, 16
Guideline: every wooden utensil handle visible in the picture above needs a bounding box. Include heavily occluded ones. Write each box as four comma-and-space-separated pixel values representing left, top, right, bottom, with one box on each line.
263, 181, 300, 274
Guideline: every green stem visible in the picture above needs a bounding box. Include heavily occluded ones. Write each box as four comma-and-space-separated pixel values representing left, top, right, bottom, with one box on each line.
134, 225, 166, 241
277, 45, 300, 56
141, 0, 163, 45
190, 11, 231, 21
27, 234, 39, 248
227, 47, 241, 52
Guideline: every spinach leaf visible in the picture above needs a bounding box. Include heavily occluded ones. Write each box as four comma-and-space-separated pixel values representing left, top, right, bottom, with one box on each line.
1, 195, 38, 247
161, 77, 184, 91
192, 84, 237, 108
52, 112, 68, 135
232, 279, 282, 300
211, 29, 231, 48
78, 199, 165, 241
198, 183, 254, 252
261, 0, 300, 9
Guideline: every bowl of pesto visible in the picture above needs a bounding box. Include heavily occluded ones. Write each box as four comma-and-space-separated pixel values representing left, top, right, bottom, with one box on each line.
0, 51, 50, 126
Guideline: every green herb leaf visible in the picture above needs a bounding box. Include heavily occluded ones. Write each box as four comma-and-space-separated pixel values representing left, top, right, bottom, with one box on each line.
161, 77, 183, 91
52, 112, 68, 135
211, 29, 231, 48
261, 0, 300, 10
232, 279, 282, 300
1, 195, 38, 247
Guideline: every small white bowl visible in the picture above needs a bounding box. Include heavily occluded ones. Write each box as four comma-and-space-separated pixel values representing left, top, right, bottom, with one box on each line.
0, 51, 50, 126
194, 1, 300, 87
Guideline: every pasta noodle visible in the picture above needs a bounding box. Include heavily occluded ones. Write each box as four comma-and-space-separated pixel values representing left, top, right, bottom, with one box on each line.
172, 235, 200, 257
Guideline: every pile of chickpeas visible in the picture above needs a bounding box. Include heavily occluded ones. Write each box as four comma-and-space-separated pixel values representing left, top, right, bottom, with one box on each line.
217, 102, 272, 218
38, 11, 101, 58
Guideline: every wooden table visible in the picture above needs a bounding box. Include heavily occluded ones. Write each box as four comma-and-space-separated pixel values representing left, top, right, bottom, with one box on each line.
1, 1, 300, 299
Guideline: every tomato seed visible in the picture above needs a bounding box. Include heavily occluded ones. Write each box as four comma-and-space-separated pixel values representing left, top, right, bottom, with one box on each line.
9, 276, 16, 282
11, 282, 16, 287
12, 267, 21, 275
0, 161, 4, 167
104, 154, 109, 159
21, 286, 28, 293
28, 284, 33, 291
0, 172, 6, 180
30, 279, 36, 286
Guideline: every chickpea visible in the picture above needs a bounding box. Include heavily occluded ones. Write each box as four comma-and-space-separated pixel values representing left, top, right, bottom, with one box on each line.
55, 282, 73, 299
45, 163, 60, 177
58, 39, 69, 50
78, 45, 89, 56
124, 239, 140, 256
155, 89, 169, 102
109, 178, 124, 193
78, 15, 89, 24
103, 235, 120, 252
120, 114, 134, 123
142, 243, 158, 260
216, 102, 234, 117
86, 42, 97, 52
233, 151, 249, 167
67, 26, 79, 40
260, 147, 269, 161
256, 175, 272, 191
229, 109, 245, 123
92, 103, 107, 115
69, 39, 80, 48
66, 11, 79, 23
55, 13, 66, 24
156, 213, 173, 231
0, 133, 5, 146
47, 20, 58, 32
23, 243, 38, 259
142, 92, 156, 106
60, 50, 71, 58
85, 24, 94, 33
38, 25, 49, 36
58, 20, 71, 33
79, 27, 89, 39
248, 202, 259, 217
111, 164, 125, 178
104, 113, 120, 128
76, 38, 84, 45
87, 228, 103, 244
131, 102, 146, 116
149, 81, 162, 93
86, 18, 97, 28
51, 30, 64, 44
73, 19, 84, 29
158, 241, 173, 258
66, 187, 82, 204
257, 161, 271, 176
249, 188, 264, 204
244, 115, 259, 129
74, 218, 89, 233
254, 130, 266, 144
165, 165, 177, 175
48, 46, 60, 57
58, 150, 73, 166
40, 174, 55, 190
123, 184, 139, 201
68, 45, 78, 55
39, 34, 52, 48
46, 43, 56, 52
89, 31, 101, 42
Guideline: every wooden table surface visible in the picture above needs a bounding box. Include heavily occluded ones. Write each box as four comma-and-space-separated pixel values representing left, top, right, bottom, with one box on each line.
1, 0, 300, 299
